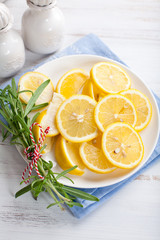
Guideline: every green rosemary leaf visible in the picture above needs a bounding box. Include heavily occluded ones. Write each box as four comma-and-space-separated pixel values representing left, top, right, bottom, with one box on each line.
15, 180, 41, 198
39, 144, 47, 153
47, 201, 65, 209
31, 179, 43, 191
24, 79, 50, 117
26, 116, 31, 127
41, 160, 53, 172
56, 185, 75, 201
56, 166, 78, 180
8, 92, 15, 114
10, 141, 23, 146
18, 90, 33, 95
2, 130, 10, 142
1, 85, 10, 95
17, 95, 25, 118
15, 184, 32, 198
66, 201, 83, 208
60, 176, 74, 184
14, 115, 30, 133
10, 130, 25, 142
58, 186, 99, 202
31, 102, 48, 112
11, 135, 20, 141
8, 89, 17, 99
49, 171, 74, 184
31, 180, 45, 198
0, 109, 12, 126
31, 191, 38, 200
11, 78, 17, 96
20, 176, 38, 185
0, 96, 15, 106
3, 105, 13, 118
30, 112, 40, 125
0, 120, 14, 134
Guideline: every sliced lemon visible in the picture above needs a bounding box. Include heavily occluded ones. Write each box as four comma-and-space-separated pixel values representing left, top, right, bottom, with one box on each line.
94, 94, 137, 132
56, 68, 89, 98
32, 93, 65, 153
121, 89, 152, 131
102, 122, 144, 169
55, 135, 85, 175
82, 79, 101, 101
90, 62, 131, 94
82, 79, 95, 99
18, 72, 54, 105
33, 93, 65, 137
56, 95, 98, 142
80, 134, 116, 174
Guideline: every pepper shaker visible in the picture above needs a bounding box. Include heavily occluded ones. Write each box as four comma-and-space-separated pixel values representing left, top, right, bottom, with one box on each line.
22, 0, 65, 54
0, 3, 25, 79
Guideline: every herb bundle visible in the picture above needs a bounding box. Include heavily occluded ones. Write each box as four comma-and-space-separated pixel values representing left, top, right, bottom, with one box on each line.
0, 79, 99, 209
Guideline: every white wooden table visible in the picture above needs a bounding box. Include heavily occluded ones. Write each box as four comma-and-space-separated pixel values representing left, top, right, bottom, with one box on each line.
0, 0, 160, 239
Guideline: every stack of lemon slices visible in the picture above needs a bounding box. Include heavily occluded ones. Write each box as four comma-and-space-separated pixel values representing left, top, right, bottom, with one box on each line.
18, 62, 152, 176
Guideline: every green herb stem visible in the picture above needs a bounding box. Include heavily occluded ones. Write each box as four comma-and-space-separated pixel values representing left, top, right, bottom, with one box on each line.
38, 159, 71, 204
46, 187, 64, 210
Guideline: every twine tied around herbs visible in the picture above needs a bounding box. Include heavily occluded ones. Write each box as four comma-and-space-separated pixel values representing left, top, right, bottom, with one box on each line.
22, 123, 50, 184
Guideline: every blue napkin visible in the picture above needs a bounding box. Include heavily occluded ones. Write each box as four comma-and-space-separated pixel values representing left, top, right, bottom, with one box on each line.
0, 34, 160, 218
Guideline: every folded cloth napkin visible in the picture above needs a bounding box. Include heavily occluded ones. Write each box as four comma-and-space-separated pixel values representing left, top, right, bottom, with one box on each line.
0, 34, 160, 218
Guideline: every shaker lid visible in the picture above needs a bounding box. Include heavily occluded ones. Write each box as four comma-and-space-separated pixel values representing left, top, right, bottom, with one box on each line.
0, 3, 13, 32
27, 0, 56, 8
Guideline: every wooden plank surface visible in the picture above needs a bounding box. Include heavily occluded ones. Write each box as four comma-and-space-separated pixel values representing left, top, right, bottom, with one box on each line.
0, 0, 160, 239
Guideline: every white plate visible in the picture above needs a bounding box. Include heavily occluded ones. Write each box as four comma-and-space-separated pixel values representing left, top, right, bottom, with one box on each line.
17, 54, 160, 189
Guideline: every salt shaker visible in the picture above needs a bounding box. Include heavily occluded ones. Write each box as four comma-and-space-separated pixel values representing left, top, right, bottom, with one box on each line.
22, 0, 65, 54
0, 3, 25, 79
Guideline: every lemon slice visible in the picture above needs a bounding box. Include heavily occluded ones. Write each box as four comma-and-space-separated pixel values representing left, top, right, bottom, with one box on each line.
80, 134, 116, 174
121, 89, 152, 131
56, 95, 98, 142
33, 93, 65, 137
55, 135, 85, 176
94, 94, 137, 132
90, 62, 131, 94
18, 72, 54, 105
56, 68, 89, 98
82, 79, 101, 101
82, 79, 95, 99
102, 122, 144, 169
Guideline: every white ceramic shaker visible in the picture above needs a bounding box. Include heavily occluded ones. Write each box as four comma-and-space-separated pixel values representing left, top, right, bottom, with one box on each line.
0, 3, 25, 78
22, 0, 65, 54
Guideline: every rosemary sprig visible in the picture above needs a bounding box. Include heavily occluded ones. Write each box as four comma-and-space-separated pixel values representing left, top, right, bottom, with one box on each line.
0, 78, 99, 209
